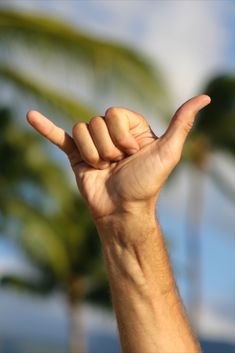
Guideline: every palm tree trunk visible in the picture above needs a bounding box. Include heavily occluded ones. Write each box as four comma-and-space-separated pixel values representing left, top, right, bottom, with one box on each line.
185, 166, 205, 331
67, 277, 87, 353
68, 298, 87, 353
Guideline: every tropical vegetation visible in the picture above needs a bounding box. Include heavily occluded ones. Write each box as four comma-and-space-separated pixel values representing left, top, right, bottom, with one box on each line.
0, 8, 234, 352
0, 9, 168, 353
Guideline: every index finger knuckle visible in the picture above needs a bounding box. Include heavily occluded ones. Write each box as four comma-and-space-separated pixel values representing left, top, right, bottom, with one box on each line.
105, 107, 121, 120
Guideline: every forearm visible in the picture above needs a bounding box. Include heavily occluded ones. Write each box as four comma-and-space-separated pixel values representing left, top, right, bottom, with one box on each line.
95, 211, 201, 353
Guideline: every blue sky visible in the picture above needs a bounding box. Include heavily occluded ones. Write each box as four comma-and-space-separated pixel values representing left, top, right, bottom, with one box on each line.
0, 0, 235, 344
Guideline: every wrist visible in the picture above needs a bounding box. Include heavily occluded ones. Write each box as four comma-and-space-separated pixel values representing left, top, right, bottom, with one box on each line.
94, 201, 158, 247
98, 216, 175, 299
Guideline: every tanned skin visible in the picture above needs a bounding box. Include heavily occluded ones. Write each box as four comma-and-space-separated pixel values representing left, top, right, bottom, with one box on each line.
27, 95, 211, 353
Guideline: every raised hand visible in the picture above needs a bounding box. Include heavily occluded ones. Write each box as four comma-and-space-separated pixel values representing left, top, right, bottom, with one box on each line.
26, 96, 211, 353
27, 95, 210, 222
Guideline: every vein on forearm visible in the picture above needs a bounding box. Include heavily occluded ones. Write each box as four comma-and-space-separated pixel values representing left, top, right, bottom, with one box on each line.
98, 218, 201, 353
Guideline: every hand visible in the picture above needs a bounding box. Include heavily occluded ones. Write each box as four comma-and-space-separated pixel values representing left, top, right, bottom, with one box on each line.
27, 95, 210, 222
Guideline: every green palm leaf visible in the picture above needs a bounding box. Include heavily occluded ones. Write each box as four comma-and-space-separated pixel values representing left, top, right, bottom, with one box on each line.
195, 75, 235, 155
0, 9, 168, 114
0, 65, 93, 121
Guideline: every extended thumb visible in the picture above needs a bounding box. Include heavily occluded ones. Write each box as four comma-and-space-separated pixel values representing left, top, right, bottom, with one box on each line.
162, 95, 211, 151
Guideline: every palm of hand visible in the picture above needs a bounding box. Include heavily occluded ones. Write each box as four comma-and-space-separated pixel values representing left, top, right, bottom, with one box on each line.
71, 132, 173, 220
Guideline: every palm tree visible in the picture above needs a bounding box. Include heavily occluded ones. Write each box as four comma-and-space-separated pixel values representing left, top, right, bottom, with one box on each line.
0, 9, 168, 353
0, 9, 168, 118
0, 105, 111, 353
183, 75, 235, 329
1, 8, 234, 349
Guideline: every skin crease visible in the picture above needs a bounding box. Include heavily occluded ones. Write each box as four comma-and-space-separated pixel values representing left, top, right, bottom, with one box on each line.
27, 95, 211, 353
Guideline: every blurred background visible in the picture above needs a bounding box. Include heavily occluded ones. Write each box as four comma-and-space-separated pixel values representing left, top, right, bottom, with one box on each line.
0, 1, 234, 353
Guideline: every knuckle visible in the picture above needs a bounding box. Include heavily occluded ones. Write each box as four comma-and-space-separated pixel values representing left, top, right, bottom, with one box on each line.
105, 107, 120, 120
89, 116, 101, 127
175, 107, 194, 132
72, 122, 84, 136
183, 120, 194, 134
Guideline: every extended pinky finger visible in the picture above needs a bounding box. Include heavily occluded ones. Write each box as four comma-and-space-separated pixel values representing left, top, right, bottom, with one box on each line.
26, 110, 83, 169
26, 110, 77, 155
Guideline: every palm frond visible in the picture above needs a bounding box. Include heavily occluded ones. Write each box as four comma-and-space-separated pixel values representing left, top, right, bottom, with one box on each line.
0, 65, 93, 121
0, 9, 168, 113
0, 275, 55, 294
195, 75, 235, 155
